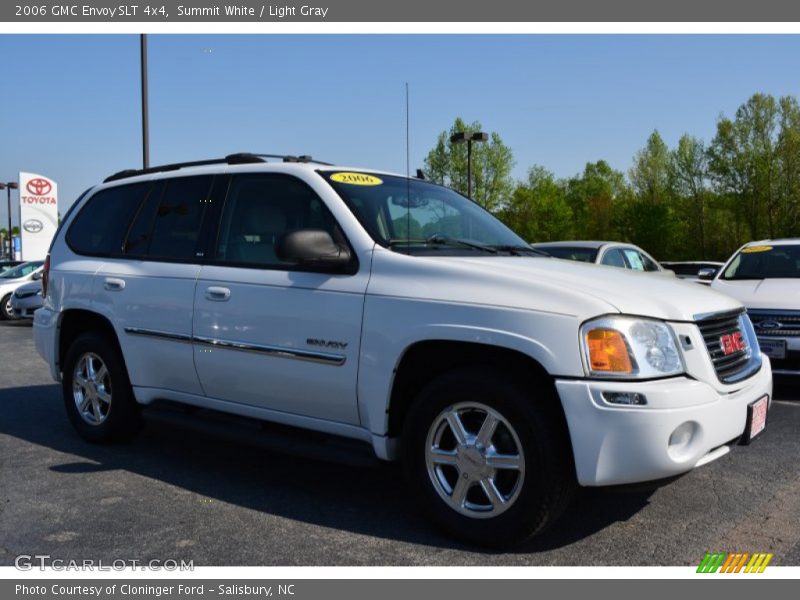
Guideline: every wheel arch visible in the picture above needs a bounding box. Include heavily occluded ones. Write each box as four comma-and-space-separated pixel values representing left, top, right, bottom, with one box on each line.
385, 339, 568, 441
57, 309, 126, 376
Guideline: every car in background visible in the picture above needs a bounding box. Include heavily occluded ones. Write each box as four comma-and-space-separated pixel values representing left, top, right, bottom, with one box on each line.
709, 239, 800, 376
10, 280, 43, 320
661, 261, 724, 285
531, 241, 674, 275
0, 261, 44, 320
0, 260, 23, 274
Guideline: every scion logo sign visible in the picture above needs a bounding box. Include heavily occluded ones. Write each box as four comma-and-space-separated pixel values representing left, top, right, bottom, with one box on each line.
25, 178, 51, 196
22, 219, 43, 234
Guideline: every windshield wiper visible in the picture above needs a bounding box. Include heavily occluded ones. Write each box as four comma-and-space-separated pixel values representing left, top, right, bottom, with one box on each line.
488, 244, 549, 257
387, 235, 499, 254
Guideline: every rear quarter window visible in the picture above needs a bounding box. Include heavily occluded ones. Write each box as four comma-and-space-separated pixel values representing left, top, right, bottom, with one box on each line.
65, 183, 151, 257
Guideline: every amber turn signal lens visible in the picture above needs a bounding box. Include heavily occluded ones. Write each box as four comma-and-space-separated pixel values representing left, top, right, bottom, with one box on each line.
586, 329, 633, 373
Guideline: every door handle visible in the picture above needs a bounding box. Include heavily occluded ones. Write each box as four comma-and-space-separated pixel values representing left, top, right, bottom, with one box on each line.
103, 277, 126, 291
205, 286, 231, 302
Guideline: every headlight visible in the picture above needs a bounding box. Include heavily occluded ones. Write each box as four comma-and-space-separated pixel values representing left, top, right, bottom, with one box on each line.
580, 316, 684, 379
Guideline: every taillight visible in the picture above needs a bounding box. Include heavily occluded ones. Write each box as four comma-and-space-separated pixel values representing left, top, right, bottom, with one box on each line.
42, 254, 50, 298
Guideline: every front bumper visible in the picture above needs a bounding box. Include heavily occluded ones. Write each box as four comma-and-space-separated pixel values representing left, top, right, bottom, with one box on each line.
11, 296, 42, 318
555, 357, 773, 486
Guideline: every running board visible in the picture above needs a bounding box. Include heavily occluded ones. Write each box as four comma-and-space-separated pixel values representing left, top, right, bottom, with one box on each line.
141, 401, 381, 469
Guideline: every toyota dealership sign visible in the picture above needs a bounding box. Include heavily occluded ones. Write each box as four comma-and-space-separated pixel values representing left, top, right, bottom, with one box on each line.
19, 172, 58, 261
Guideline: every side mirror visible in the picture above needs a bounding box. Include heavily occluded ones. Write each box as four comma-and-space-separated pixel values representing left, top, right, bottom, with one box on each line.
31, 271, 43, 280
697, 267, 717, 281
276, 230, 353, 270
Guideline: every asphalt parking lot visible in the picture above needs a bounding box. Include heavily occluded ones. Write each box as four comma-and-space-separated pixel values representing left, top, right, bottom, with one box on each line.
1, 319, 799, 566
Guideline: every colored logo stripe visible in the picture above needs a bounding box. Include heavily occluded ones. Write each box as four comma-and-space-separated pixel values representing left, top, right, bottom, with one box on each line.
697, 552, 773, 573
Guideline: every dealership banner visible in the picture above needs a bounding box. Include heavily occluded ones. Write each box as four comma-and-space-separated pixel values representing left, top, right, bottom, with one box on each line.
18, 172, 58, 262
3, 0, 800, 22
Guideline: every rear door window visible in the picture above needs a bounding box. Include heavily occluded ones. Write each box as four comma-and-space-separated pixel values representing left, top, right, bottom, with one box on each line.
124, 176, 214, 260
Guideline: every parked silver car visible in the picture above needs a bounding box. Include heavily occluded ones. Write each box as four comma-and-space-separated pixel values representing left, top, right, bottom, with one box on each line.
11, 280, 43, 320
531, 240, 674, 275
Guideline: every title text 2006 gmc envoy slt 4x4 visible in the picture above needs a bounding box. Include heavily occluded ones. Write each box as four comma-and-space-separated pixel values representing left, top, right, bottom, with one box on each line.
34, 153, 772, 547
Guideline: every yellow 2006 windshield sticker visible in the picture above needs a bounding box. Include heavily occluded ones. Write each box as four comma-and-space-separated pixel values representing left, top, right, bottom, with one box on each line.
330, 172, 383, 186
742, 245, 773, 253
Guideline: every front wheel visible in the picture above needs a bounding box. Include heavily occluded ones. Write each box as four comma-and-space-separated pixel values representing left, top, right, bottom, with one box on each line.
0, 293, 14, 320
402, 367, 574, 547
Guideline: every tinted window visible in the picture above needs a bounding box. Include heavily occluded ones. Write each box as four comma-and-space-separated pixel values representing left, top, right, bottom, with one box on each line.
66, 183, 150, 256
600, 248, 627, 268
639, 252, 661, 272
0, 261, 43, 279
125, 176, 213, 260
535, 246, 598, 263
723, 245, 800, 280
216, 174, 343, 268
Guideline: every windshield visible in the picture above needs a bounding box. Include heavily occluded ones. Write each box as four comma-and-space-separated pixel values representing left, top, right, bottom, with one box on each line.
722, 245, 800, 280
322, 172, 528, 254
535, 246, 598, 263
0, 261, 42, 279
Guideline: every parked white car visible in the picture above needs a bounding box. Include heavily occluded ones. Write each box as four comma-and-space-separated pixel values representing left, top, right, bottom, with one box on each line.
0, 261, 44, 320
11, 279, 43, 319
34, 154, 772, 547
531, 240, 674, 275
709, 239, 800, 376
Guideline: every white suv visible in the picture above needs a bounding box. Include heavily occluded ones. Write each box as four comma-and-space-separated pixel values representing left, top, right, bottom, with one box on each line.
709, 239, 800, 376
34, 154, 772, 547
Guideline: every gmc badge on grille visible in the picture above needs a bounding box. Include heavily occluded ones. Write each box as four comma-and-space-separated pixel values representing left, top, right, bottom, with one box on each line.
720, 331, 746, 355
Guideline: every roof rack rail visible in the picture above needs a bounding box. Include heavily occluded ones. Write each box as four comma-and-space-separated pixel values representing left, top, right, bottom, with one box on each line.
249, 153, 333, 166
103, 152, 331, 183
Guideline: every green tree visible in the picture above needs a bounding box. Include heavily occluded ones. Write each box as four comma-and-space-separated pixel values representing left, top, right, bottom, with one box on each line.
424, 117, 515, 211
776, 96, 800, 236
708, 93, 780, 241
564, 160, 628, 240
630, 130, 671, 205
624, 131, 678, 259
670, 134, 711, 258
501, 166, 572, 242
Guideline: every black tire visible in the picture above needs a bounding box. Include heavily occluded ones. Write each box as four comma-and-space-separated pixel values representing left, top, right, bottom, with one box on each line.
402, 366, 575, 548
0, 293, 14, 320
62, 332, 142, 443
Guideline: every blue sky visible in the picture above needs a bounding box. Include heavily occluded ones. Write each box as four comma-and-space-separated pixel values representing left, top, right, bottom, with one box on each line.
1, 34, 799, 224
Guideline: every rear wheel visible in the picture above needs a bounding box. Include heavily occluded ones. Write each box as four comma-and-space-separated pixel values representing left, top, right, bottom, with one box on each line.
62, 332, 141, 443
402, 367, 574, 547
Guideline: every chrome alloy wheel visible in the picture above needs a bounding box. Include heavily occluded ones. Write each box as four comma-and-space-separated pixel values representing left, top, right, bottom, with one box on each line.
425, 402, 525, 519
72, 352, 112, 425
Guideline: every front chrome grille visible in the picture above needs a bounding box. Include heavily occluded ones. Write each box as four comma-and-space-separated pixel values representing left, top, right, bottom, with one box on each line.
748, 310, 800, 337
696, 309, 753, 383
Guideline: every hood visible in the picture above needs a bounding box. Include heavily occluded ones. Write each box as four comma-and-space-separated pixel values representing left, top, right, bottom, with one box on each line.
711, 278, 800, 311
14, 280, 41, 294
369, 250, 742, 322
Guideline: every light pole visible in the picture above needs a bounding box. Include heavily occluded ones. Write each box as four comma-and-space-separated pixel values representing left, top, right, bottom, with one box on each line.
450, 131, 488, 199
141, 33, 150, 169
0, 182, 18, 259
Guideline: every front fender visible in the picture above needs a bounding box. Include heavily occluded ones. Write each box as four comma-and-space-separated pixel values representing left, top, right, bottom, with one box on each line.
357, 295, 583, 436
